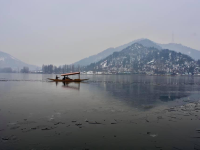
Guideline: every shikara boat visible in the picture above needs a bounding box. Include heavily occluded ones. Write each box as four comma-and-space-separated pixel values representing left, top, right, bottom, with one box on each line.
47, 72, 88, 82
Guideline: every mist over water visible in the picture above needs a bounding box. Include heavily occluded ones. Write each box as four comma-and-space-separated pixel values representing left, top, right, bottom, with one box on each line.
1, 74, 200, 149
1, 0, 200, 149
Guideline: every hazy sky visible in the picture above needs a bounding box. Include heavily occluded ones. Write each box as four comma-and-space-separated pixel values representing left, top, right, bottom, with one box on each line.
0, 0, 200, 66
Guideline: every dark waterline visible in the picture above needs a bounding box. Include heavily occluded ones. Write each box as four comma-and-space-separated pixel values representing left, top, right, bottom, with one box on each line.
0, 73, 200, 150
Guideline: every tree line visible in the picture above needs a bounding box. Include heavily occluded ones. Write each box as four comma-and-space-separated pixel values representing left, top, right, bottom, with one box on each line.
0, 67, 13, 73
42, 64, 85, 74
0, 67, 29, 73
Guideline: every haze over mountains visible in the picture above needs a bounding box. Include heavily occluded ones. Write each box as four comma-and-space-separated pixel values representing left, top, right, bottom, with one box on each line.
74, 39, 200, 66
158, 43, 200, 60
1, 38, 200, 71
0, 51, 38, 71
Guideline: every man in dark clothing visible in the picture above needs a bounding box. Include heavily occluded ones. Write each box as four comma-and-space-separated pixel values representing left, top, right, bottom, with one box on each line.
56, 75, 59, 79
62, 76, 66, 80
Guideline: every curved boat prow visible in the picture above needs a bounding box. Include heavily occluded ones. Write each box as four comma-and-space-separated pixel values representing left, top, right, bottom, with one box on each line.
81, 79, 89, 81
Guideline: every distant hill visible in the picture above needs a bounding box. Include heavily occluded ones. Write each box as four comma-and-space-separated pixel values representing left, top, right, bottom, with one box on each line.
159, 43, 200, 60
73, 39, 160, 66
136, 39, 162, 50
85, 43, 195, 74
73, 39, 200, 66
74, 47, 115, 66
0, 51, 39, 71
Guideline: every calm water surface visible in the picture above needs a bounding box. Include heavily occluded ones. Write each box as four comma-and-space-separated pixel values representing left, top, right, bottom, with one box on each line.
0, 73, 200, 150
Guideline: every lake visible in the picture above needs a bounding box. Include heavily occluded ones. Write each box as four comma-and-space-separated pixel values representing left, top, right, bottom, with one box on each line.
0, 73, 200, 150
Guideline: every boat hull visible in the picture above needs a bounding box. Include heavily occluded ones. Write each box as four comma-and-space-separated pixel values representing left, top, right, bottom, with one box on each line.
47, 78, 88, 82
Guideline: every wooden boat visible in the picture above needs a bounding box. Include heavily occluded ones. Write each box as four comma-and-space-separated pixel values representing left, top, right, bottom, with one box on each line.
48, 78, 88, 82
47, 72, 88, 82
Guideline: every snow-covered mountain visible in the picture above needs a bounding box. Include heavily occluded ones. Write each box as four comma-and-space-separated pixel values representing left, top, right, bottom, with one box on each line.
73, 39, 200, 66
85, 43, 196, 74
73, 39, 160, 66
0, 51, 39, 71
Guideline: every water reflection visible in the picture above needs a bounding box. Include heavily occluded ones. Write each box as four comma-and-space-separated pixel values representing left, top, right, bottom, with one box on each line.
62, 82, 80, 91
86, 77, 200, 108
42, 74, 200, 109
159, 95, 188, 102
51, 81, 81, 90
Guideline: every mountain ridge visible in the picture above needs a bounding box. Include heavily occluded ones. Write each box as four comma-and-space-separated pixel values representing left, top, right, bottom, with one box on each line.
73, 39, 200, 66
0, 51, 39, 71
73, 38, 161, 66
85, 43, 197, 75
158, 43, 200, 60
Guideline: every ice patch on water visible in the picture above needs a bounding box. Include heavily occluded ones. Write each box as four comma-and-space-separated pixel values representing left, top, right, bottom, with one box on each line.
47, 112, 62, 121
150, 134, 157, 137
8, 122, 18, 125
47, 115, 54, 121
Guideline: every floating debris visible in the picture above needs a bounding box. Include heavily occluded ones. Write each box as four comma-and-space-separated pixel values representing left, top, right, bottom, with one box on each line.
75, 123, 82, 126
21, 128, 26, 131
88, 121, 101, 124
41, 127, 55, 131
1, 135, 17, 141
10, 126, 20, 130
2, 138, 9, 141
111, 122, 117, 124
54, 122, 65, 125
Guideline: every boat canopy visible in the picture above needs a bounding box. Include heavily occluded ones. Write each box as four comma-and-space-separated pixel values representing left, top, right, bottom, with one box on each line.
61, 72, 80, 76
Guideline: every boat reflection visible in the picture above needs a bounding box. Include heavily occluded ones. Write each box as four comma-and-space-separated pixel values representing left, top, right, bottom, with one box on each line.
54, 81, 80, 91
62, 82, 80, 91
